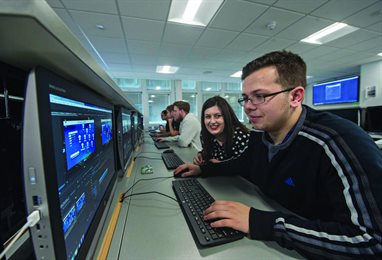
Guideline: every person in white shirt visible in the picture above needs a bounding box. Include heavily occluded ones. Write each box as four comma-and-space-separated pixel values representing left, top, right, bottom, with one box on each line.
158, 101, 201, 150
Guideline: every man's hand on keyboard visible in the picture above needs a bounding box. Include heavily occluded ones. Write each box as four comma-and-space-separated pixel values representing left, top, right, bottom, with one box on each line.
203, 200, 250, 234
174, 163, 201, 177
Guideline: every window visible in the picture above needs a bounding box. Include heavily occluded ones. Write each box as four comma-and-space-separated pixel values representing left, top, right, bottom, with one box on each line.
224, 93, 244, 121
114, 78, 141, 90
148, 93, 170, 124
202, 93, 221, 105
182, 93, 197, 115
182, 80, 196, 90
147, 79, 171, 91
226, 82, 242, 91
201, 81, 221, 92
124, 92, 142, 112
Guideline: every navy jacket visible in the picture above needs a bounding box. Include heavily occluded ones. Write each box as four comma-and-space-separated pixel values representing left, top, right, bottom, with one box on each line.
201, 105, 382, 258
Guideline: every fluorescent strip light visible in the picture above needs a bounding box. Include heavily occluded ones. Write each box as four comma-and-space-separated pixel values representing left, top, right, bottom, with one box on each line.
183, 0, 202, 21
156, 65, 179, 74
378, 53, 382, 57
168, 0, 223, 27
301, 22, 359, 45
230, 71, 242, 78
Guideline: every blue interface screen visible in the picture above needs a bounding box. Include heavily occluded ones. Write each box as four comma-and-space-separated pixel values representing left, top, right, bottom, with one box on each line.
101, 119, 112, 145
63, 206, 76, 233
313, 76, 359, 105
63, 120, 96, 171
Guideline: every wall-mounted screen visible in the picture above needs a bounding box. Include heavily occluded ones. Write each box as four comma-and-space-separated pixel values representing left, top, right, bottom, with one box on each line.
23, 67, 116, 259
313, 76, 359, 106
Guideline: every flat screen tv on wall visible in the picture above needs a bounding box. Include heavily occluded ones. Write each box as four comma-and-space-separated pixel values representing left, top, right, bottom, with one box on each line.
312, 76, 359, 106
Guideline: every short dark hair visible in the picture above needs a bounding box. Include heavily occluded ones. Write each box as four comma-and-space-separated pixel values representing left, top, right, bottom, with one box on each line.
242, 50, 307, 89
166, 104, 174, 112
161, 110, 167, 116
200, 96, 248, 161
173, 101, 190, 113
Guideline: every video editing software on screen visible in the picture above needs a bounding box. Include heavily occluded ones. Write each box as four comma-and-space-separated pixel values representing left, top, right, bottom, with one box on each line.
49, 94, 114, 259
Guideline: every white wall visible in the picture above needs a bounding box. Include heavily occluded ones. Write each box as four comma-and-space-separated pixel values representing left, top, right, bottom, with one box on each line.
360, 60, 382, 108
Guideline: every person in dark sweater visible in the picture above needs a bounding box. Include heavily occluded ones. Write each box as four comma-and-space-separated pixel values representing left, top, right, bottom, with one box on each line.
174, 50, 382, 258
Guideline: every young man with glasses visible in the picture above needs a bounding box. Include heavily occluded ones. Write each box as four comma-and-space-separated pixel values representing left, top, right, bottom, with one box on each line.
175, 50, 382, 258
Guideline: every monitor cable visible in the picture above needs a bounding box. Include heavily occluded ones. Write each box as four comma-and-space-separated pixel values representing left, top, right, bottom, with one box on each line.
122, 191, 177, 202
0, 210, 40, 259
121, 176, 173, 202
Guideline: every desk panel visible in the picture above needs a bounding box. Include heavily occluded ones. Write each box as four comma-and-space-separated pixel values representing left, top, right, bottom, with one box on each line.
106, 135, 302, 259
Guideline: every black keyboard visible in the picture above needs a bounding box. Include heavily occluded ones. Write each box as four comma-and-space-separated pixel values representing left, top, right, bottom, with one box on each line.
172, 178, 244, 247
161, 152, 184, 169
154, 141, 170, 149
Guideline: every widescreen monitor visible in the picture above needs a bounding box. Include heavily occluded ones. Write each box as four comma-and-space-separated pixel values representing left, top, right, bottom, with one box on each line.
121, 109, 133, 170
23, 67, 116, 259
364, 106, 382, 133
131, 111, 139, 147
324, 108, 360, 125
138, 114, 144, 137
313, 76, 359, 106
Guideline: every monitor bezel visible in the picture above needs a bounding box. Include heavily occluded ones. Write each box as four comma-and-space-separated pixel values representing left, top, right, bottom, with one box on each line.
23, 67, 117, 259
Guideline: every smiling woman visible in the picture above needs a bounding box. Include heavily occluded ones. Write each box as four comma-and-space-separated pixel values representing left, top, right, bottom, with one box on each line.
194, 96, 250, 166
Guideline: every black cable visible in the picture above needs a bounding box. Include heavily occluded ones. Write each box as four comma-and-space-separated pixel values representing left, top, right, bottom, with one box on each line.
121, 176, 173, 201
122, 191, 178, 203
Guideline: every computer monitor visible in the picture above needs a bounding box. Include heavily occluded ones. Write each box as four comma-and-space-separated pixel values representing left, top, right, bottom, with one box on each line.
114, 106, 132, 176
323, 108, 360, 125
122, 109, 133, 170
23, 67, 117, 259
139, 113, 144, 138
363, 106, 382, 133
131, 111, 139, 147
313, 76, 359, 106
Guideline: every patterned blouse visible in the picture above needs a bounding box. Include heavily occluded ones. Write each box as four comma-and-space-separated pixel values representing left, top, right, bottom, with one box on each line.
211, 128, 250, 161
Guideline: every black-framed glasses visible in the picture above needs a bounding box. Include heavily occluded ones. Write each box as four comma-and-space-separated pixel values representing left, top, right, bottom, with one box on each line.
238, 87, 295, 106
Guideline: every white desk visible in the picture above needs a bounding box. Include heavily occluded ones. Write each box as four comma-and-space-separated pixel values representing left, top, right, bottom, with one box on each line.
99, 134, 302, 259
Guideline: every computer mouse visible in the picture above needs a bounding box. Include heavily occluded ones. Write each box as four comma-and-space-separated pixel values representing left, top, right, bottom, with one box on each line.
173, 168, 187, 178
163, 149, 174, 153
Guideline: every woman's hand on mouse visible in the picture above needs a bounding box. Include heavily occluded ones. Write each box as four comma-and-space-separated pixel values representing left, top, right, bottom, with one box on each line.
174, 163, 201, 177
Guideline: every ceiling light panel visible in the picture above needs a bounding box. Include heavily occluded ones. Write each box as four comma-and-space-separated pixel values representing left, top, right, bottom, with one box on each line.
230, 71, 242, 78
301, 22, 359, 44
156, 65, 179, 74
168, 0, 224, 26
